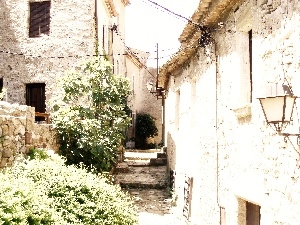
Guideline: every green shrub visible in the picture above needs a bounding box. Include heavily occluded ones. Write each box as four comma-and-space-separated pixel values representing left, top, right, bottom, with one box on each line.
50, 58, 131, 172
0, 154, 138, 225
135, 113, 158, 149
27, 147, 49, 160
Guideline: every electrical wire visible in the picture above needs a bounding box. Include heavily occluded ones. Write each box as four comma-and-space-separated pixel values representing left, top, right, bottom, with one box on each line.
143, 0, 206, 31
112, 28, 157, 78
0, 49, 147, 58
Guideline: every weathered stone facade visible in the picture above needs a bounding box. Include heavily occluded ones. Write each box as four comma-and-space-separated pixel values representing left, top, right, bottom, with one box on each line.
0, 0, 128, 111
126, 49, 163, 146
0, 101, 58, 168
159, 0, 300, 224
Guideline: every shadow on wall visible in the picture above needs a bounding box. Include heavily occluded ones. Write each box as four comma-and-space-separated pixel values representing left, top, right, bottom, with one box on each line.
166, 131, 177, 187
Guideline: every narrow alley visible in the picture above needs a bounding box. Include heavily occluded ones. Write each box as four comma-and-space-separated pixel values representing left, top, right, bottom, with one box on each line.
114, 149, 184, 225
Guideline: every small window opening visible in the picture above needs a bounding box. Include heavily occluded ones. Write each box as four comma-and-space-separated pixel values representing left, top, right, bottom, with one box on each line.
29, 1, 51, 38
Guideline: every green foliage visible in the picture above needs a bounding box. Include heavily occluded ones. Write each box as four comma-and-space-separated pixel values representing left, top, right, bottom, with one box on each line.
158, 140, 164, 148
0, 154, 138, 225
135, 113, 158, 149
146, 142, 157, 149
27, 147, 49, 160
50, 58, 131, 172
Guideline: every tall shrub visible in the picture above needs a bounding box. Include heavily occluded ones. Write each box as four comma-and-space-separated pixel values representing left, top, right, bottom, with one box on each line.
135, 113, 158, 149
50, 58, 131, 172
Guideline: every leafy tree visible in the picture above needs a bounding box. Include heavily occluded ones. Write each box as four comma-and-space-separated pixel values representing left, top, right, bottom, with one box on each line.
135, 113, 158, 149
50, 57, 131, 172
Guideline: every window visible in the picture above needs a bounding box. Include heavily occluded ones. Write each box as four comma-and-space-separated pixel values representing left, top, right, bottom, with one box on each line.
29, 1, 51, 38
249, 30, 253, 102
236, 7, 253, 105
238, 198, 260, 225
246, 201, 260, 225
0, 78, 3, 93
26, 83, 46, 116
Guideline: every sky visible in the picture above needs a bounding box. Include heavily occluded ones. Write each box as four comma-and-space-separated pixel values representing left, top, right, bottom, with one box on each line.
125, 0, 200, 67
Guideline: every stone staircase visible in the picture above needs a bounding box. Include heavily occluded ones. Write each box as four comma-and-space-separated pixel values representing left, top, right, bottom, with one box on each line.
114, 149, 168, 189
113, 149, 186, 225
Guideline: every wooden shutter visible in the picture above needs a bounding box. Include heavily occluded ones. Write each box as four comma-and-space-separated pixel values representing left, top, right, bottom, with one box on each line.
29, 1, 51, 38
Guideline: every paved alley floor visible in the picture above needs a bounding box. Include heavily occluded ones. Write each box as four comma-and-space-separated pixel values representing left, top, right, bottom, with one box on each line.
114, 150, 185, 225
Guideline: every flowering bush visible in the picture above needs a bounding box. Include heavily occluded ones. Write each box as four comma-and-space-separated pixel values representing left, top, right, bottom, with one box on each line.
0, 154, 138, 225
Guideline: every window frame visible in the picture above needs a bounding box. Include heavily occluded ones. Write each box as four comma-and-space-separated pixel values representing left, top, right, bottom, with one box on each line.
29, 1, 51, 38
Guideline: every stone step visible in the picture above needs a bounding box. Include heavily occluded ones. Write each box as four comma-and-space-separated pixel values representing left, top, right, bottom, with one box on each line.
124, 151, 159, 160
125, 149, 162, 153
114, 162, 130, 173
117, 181, 167, 189
150, 158, 167, 166
157, 152, 167, 159
114, 165, 168, 190
125, 159, 151, 167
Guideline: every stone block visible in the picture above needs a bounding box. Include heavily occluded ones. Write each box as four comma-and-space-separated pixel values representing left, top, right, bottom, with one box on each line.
2, 125, 8, 135
0, 158, 8, 168
150, 158, 167, 166
2, 148, 13, 158
115, 162, 130, 173
157, 152, 167, 159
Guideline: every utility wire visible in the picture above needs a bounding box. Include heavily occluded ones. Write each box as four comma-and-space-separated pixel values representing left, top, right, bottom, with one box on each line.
113, 29, 157, 78
143, 0, 205, 31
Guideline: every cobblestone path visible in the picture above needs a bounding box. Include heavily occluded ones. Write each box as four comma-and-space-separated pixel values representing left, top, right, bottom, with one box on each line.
114, 150, 185, 225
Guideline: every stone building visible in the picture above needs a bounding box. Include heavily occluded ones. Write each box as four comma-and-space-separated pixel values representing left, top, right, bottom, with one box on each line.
0, 0, 129, 119
159, 0, 300, 224
125, 48, 163, 147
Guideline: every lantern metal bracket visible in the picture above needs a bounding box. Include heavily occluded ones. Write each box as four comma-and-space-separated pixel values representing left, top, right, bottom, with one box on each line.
279, 132, 300, 146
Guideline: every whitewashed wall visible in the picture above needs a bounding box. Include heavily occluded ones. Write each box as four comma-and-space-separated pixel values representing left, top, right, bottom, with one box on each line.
165, 0, 300, 224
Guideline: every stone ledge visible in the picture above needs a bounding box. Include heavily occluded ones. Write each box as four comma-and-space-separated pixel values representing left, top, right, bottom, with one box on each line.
117, 181, 167, 189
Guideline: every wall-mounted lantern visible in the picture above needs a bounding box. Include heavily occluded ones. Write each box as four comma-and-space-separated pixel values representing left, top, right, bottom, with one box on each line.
258, 83, 300, 143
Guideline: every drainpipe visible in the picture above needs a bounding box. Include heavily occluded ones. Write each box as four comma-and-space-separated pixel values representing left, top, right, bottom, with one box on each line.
214, 41, 221, 214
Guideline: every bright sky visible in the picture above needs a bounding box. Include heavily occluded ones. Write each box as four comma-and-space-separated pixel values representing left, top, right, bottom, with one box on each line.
125, 0, 199, 67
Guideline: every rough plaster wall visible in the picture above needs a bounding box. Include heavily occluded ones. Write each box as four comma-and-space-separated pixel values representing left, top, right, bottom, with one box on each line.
0, 0, 95, 109
135, 66, 162, 145
165, 0, 300, 224
166, 49, 219, 224
111, 0, 127, 76
125, 53, 162, 145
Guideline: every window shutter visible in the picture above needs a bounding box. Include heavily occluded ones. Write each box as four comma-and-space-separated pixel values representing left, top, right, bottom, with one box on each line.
29, 2, 51, 38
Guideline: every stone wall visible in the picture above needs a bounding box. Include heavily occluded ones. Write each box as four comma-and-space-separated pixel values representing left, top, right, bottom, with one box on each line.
126, 50, 163, 147
164, 0, 300, 224
0, 0, 128, 110
0, 101, 58, 168
0, 0, 96, 108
